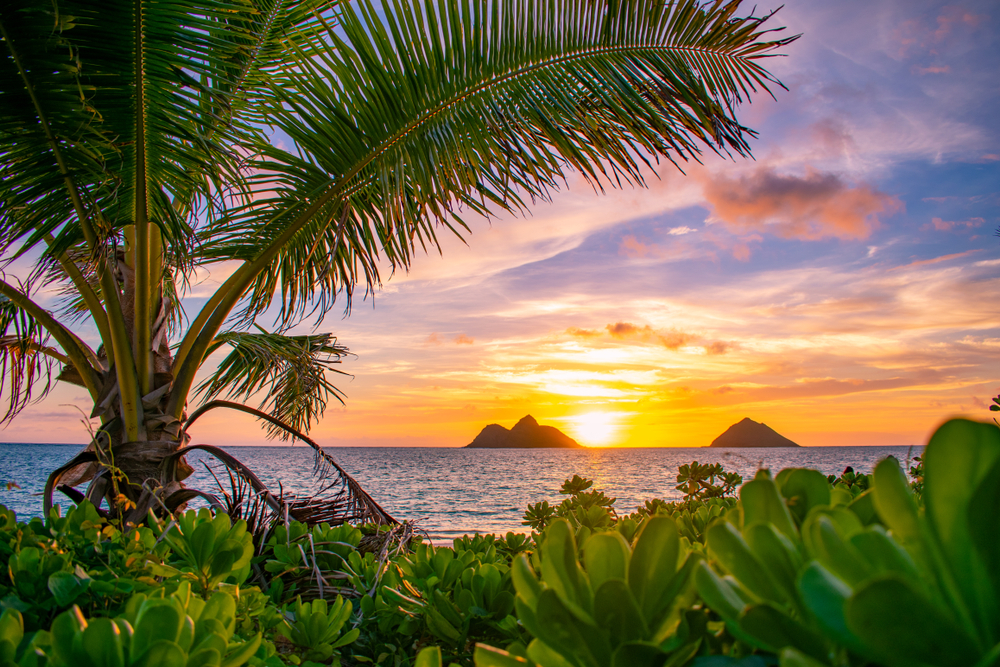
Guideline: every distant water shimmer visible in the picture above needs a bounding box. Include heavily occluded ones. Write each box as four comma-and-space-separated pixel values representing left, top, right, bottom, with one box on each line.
0, 444, 920, 541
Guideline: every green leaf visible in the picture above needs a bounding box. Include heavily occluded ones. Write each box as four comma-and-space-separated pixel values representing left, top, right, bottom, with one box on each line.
872, 457, 921, 546
924, 419, 1000, 632
132, 602, 184, 659
778, 647, 831, 667
593, 579, 648, 646
534, 589, 610, 667
968, 456, 1000, 603
541, 519, 586, 608
744, 523, 800, 604
741, 478, 797, 539
796, 563, 862, 655
220, 633, 261, 667
81, 618, 124, 667
610, 641, 669, 667
693, 562, 746, 622
706, 523, 781, 603
845, 575, 979, 667
583, 532, 630, 592
131, 639, 187, 667
739, 603, 827, 660
415, 646, 442, 667
776, 469, 831, 523
628, 516, 680, 622
186, 647, 222, 667
48, 571, 90, 607
473, 644, 532, 667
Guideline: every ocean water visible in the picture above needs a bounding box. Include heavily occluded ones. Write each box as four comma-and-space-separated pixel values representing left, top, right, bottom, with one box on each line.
0, 444, 921, 541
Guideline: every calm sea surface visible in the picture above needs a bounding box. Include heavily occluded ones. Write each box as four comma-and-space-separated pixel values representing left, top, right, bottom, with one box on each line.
0, 444, 921, 541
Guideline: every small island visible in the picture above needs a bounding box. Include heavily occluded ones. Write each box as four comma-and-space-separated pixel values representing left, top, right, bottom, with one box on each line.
710, 417, 800, 448
465, 415, 583, 448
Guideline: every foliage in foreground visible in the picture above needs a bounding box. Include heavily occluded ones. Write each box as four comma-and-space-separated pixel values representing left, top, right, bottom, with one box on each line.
1, 418, 995, 667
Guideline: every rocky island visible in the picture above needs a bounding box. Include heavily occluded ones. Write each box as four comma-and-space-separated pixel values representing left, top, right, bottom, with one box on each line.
710, 417, 800, 448
465, 415, 582, 448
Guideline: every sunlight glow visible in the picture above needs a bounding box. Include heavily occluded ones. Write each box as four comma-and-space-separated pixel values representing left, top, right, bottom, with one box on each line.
568, 412, 627, 447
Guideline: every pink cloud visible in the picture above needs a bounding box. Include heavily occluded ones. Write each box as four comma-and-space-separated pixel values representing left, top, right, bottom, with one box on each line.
911, 65, 951, 75
925, 216, 984, 231
701, 167, 902, 240
619, 235, 659, 258
892, 249, 983, 270
424, 333, 443, 345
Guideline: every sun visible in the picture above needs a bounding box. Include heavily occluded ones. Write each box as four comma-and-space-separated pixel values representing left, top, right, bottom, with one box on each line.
570, 412, 624, 447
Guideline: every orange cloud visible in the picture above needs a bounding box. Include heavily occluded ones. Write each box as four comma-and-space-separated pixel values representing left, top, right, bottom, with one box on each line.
606, 322, 651, 338
912, 65, 951, 75
454, 334, 474, 345
703, 341, 732, 355
701, 167, 901, 240
566, 327, 601, 337
424, 333, 443, 345
619, 235, 661, 258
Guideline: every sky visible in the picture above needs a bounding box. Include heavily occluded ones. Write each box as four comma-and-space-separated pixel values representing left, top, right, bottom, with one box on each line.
5, 0, 1000, 448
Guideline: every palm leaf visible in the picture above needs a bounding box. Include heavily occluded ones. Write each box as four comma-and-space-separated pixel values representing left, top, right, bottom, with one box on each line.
194, 328, 350, 438
0, 287, 61, 424
197, 0, 796, 328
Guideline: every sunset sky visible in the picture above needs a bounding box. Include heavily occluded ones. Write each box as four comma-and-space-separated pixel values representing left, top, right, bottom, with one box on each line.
6, 0, 1000, 448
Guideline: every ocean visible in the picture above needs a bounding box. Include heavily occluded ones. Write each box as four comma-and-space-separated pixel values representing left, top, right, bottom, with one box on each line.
0, 444, 920, 541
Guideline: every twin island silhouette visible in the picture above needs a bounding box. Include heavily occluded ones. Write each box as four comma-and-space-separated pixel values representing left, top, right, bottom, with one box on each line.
464, 415, 800, 448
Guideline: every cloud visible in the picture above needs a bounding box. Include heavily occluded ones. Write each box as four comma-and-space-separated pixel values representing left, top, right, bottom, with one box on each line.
424, 333, 443, 346
606, 322, 651, 339
619, 235, 659, 258
701, 167, 902, 240
566, 327, 601, 337
667, 226, 696, 236
891, 249, 983, 271
924, 216, 985, 231
454, 334, 474, 345
703, 341, 732, 355
912, 65, 951, 75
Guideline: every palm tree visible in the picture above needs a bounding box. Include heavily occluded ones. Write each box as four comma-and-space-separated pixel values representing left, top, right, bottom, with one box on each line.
0, 0, 795, 525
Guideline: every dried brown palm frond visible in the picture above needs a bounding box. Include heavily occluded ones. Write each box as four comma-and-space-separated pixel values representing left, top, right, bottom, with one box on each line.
185, 400, 397, 527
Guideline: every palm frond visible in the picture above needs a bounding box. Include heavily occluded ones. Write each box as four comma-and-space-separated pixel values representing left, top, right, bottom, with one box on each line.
0, 286, 60, 424
198, 0, 795, 328
194, 328, 350, 438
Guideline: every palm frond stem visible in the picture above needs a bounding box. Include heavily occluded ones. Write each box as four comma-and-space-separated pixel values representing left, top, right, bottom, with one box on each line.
0, 279, 101, 398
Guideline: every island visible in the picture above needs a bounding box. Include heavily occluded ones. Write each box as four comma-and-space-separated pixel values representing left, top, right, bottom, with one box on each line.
465, 415, 583, 448
710, 417, 800, 448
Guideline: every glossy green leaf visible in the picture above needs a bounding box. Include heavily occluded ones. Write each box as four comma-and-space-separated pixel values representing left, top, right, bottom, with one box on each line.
872, 457, 921, 546
707, 523, 781, 603
540, 520, 587, 614
847, 490, 878, 526
968, 456, 1000, 603
610, 641, 669, 667
848, 526, 919, 580
132, 602, 184, 659
474, 643, 533, 666
744, 523, 800, 604
534, 588, 609, 667
741, 478, 797, 539
924, 419, 1000, 633
187, 647, 222, 667
526, 637, 577, 667
739, 603, 827, 660
845, 575, 979, 667
776, 469, 831, 523
220, 633, 261, 667
693, 562, 746, 622
48, 571, 90, 607
81, 617, 124, 667
796, 563, 862, 655
594, 579, 648, 646
628, 516, 680, 622
778, 647, 830, 667
131, 639, 187, 667
801, 515, 871, 586
583, 532, 630, 592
